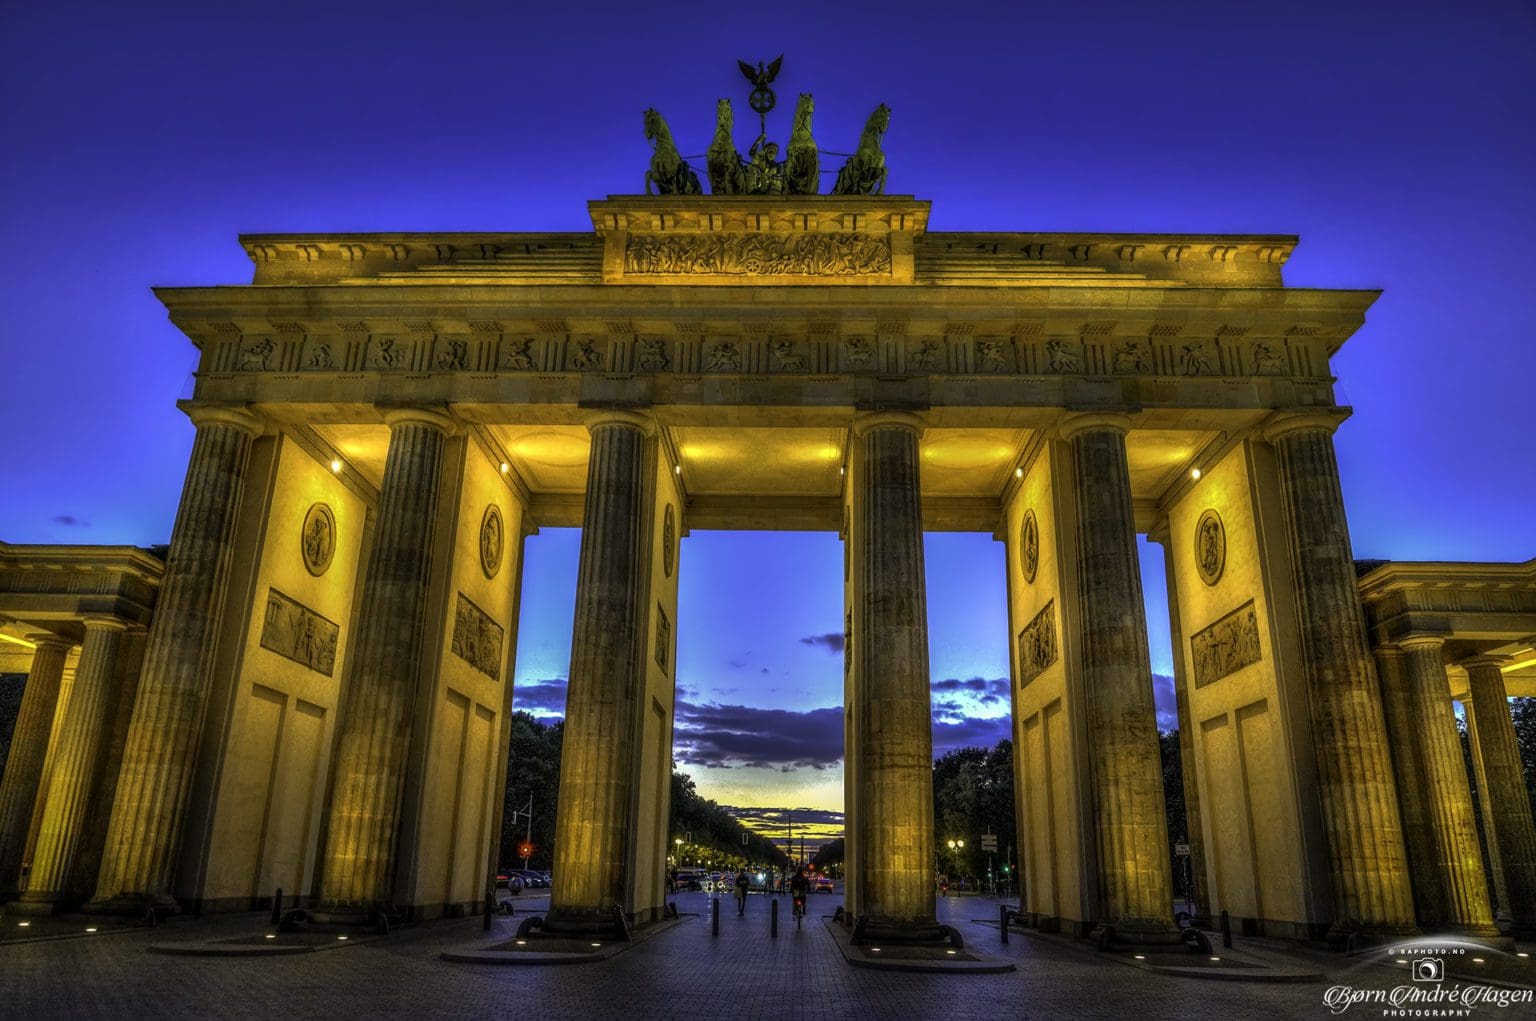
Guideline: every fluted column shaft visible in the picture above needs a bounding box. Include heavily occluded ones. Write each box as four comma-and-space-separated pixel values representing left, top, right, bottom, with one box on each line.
1375, 648, 1446, 926
1064, 415, 1174, 937
1464, 657, 1536, 930
14, 620, 127, 911
547, 413, 652, 931
0, 635, 73, 897
1394, 638, 1498, 934
853, 413, 937, 933
315, 410, 451, 915
89, 408, 260, 912
1266, 414, 1415, 934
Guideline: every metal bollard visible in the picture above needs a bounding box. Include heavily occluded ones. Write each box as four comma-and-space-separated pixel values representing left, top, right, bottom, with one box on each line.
712, 896, 719, 937
1220, 909, 1232, 948
771, 897, 779, 938
999, 902, 1009, 944
482, 889, 493, 932
271, 887, 283, 926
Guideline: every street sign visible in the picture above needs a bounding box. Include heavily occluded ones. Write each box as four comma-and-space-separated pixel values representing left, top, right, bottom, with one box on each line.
980, 833, 998, 852
1174, 843, 1191, 856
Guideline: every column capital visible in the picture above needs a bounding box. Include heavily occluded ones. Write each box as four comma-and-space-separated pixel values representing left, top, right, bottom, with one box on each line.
1397, 632, 1448, 654
184, 403, 264, 437
1145, 517, 1172, 547
1461, 654, 1509, 673
1261, 408, 1350, 443
379, 405, 458, 435
25, 632, 75, 652
1057, 411, 1132, 441
79, 616, 130, 634
581, 408, 657, 436
851, 410, 925, 438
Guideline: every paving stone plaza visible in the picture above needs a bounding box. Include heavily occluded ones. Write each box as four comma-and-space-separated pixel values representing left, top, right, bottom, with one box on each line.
7, 889, 1532, 1019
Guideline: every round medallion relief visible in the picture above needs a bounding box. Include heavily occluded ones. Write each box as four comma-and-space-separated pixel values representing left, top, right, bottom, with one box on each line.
663, 504, 676, 578
1195, 509, 1226, 586
301, 502, 336, 576
480, 504, 504, 579
1021, 509, 1039, 584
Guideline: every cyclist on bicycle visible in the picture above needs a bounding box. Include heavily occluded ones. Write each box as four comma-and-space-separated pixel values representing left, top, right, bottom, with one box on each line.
789, 866, 811, 921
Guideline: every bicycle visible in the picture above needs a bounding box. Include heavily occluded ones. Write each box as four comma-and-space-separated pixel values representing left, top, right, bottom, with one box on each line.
792, 893, 806, 929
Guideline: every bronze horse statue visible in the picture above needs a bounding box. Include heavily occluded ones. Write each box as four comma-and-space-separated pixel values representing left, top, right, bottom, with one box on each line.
832, 103, 889, 196
783, 93, 818, 195
644, 108, 701, 196
706, 99, 746, 195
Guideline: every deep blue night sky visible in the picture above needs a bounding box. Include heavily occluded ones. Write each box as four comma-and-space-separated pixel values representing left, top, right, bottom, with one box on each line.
3, 2, 1531, 812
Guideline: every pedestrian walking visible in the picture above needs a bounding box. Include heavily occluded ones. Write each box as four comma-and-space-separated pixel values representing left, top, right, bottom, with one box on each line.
734, 869, 750, 915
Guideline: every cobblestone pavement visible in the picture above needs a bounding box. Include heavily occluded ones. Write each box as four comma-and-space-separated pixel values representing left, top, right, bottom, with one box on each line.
5, 891, 1533, 1020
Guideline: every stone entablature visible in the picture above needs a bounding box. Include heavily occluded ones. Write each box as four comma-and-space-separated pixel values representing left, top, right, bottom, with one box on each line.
234, 197, 1294, 290
0, 543, 163, 629
1358, 559, 1536, 686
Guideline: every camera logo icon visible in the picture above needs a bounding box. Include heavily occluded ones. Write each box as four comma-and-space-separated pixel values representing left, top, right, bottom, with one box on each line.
1412, 958, 1445, 983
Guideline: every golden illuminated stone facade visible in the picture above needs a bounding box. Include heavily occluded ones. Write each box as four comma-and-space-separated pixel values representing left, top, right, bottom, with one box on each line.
1, 195, 1530, 946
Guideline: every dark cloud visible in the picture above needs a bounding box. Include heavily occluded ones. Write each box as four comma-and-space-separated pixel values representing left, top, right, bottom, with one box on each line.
1153, 673, 1177, 730
674, 700, 844, 770
932, 677, 988, 693
799, 632, 845, 654
728, 806, 844, 829
51, 514, 89, 527
931, 715, 1013, 758
512, 678, 568, 716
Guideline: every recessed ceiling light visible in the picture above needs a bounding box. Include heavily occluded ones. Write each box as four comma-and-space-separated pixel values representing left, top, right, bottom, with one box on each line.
1190, 467, 1201, 480
330, 458, 342, 473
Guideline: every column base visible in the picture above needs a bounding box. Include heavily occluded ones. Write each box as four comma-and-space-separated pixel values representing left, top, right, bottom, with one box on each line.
540, 905, 631, 940
306, 902, 402, 928
82, 893, 181, 919
1089, 921, 1184, 948
849, 914, 951, 947
7, 892, 75, 917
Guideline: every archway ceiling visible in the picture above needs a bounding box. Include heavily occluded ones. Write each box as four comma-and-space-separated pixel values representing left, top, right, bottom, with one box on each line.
312, 422, 1219, 520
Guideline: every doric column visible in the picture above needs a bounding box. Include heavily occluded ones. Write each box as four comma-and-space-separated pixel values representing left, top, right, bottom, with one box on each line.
1463, 656, 1536, 931
1147, 523, 1210, 923
0, 634, 73, 898
546, 411, 654, 935
313, 407, 454, 920
1263, 412, 1415, 935
1374, 647, 1446, 927
88, 406, 261, 914
12, 619, 127, 913
1061, 413, 1175, 940
1392, 637, 1498, 935
851, 412, 938, 940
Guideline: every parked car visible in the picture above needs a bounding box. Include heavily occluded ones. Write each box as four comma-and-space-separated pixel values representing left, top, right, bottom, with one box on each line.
674, 869, 706, 891
514, 869, 549, 888
495, 870, 526, 894
814, 876, 834, 894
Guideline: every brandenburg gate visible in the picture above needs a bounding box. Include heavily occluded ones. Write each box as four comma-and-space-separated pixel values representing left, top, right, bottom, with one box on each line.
3, 178, 1535, 945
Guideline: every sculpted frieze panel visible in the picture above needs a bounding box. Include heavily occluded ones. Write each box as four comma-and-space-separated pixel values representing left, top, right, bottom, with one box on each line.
770, 338, 805, 371
637, 338, 670, 371
704, 341, 741, 372
305, 341, 336, 370
569, 339, 605, 371
1192, 599, 1262, 688
655, 603, 671, 673
1045, 338, 1083, 373
436, 337, 468, 371
240, 338, 276, 371
501, 337, 536, 370
366, 336, 407, 370
1113, 340, 1152, 375
623, 232, 892, 277
842, 336, 874, 368
1180, 340, 1215, 375
260, 588, 339, 677
976, 339, 1011, 372
1252, 340, 1287, 375
451, 592, 504, 681
1018, 599, 1057, 688
911, 338, 943, 371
